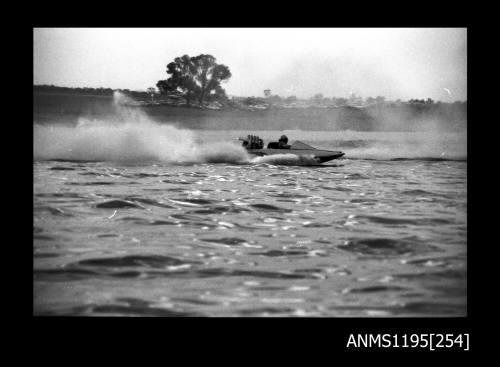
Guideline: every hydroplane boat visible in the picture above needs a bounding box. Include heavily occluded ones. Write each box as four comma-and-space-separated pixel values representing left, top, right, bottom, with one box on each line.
239, 135, 345, 164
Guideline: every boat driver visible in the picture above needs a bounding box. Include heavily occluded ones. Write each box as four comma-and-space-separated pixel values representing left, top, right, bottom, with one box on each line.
278, 135, 291, 149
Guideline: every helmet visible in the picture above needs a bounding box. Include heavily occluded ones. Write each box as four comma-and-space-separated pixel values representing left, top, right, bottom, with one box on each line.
279, 135, 288, 143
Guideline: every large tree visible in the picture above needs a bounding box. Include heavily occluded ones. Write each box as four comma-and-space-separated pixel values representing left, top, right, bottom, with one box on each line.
157, 54, 231, 106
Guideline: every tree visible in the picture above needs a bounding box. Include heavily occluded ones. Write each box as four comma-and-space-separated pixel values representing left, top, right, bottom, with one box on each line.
157, 54, 231, 106
264, 89, 271, 97
147, 87, 156, 102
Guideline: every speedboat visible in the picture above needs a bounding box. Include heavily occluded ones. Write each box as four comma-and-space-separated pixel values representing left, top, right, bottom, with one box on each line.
239, 135, 345, 163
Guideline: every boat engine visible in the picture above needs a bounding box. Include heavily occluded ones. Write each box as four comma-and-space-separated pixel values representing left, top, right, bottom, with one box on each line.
246, 135, 263, 149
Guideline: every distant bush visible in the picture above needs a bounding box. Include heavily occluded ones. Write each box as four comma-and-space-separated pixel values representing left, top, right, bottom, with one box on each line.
33, 85, 115, 96
243, 96, 266, 106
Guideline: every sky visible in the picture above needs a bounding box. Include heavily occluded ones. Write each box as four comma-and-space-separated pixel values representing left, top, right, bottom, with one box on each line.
33, 28, 467, 102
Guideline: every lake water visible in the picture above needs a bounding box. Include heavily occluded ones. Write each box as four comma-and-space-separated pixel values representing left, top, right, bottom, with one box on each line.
33, 124, 467, 317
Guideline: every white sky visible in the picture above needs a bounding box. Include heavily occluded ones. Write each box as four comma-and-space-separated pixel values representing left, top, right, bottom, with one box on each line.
33, 28, 467, 101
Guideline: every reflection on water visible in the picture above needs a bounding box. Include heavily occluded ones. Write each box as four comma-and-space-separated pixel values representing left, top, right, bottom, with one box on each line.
34, 147, 466, 317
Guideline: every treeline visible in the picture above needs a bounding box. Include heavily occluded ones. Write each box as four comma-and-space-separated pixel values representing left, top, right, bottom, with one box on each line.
34, 85, 115, 96
235, 93, 466, 108
33, 85, 155, 100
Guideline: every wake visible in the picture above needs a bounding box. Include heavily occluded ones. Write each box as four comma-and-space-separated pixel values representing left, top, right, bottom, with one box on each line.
34, 92, 250, 165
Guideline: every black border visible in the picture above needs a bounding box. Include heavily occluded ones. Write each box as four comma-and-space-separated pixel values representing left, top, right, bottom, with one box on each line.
27, 17, 480, 355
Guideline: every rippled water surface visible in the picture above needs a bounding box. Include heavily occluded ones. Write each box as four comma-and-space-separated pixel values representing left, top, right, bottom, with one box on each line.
33, 132, 467, 317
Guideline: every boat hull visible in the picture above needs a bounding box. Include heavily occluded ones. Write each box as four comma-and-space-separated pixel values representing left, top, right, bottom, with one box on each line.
246, 148, 345, 163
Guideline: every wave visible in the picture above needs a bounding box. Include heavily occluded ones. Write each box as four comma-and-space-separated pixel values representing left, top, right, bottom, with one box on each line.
343, 144, 466, 161
349, 157, 467, 162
